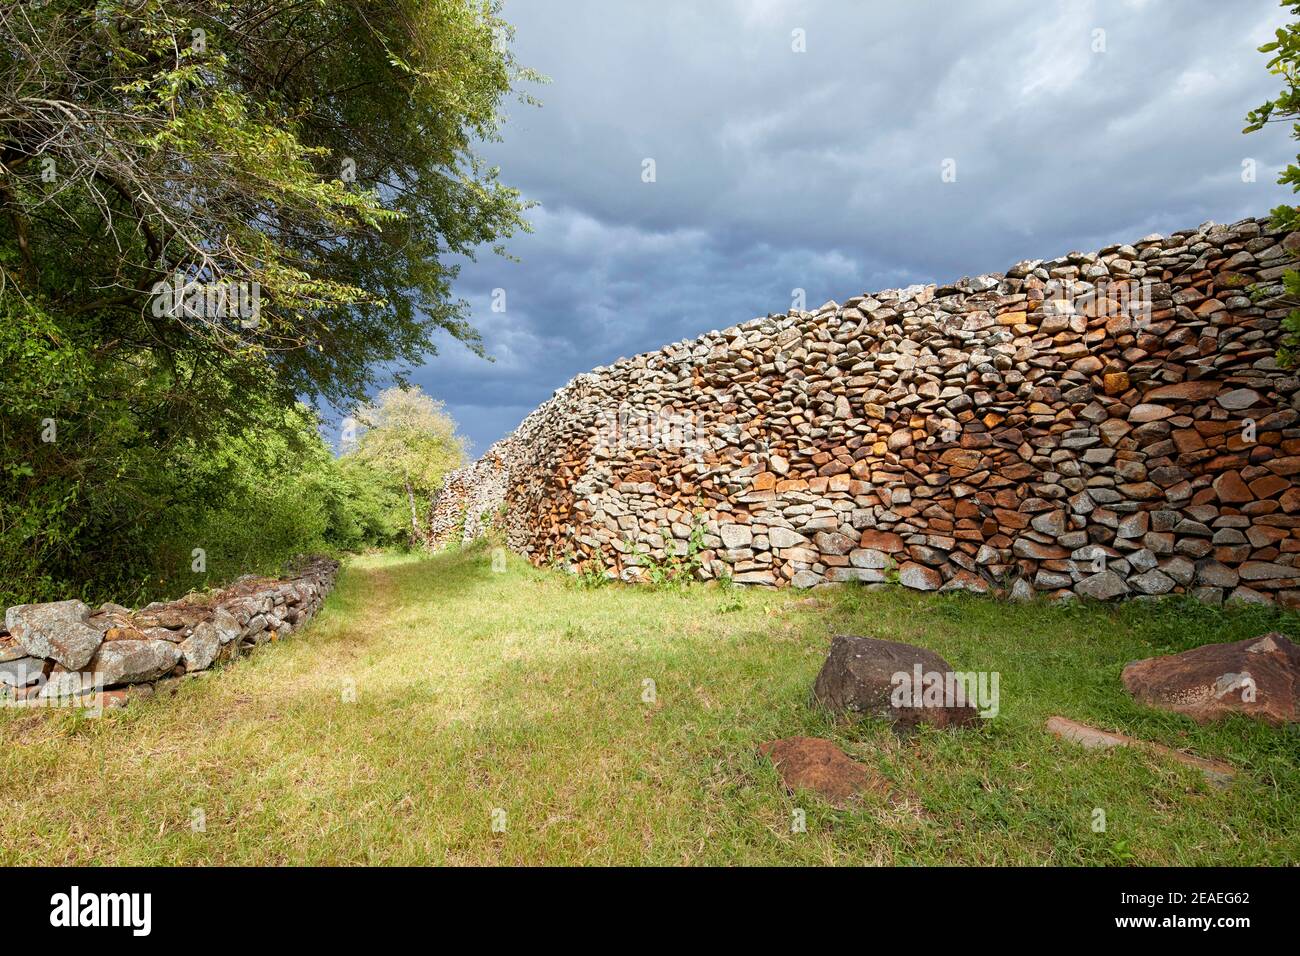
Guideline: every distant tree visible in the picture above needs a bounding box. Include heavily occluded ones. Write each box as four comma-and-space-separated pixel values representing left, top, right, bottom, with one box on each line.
347, 387, 467, 545
1245, 0, 1300, 364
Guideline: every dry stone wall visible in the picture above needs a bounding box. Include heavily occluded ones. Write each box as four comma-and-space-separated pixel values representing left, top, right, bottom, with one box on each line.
0, 557, 339, 709
431, 217, 1300, 606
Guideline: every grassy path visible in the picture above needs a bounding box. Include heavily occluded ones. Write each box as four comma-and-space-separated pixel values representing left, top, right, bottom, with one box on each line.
2, 545, 1297, 865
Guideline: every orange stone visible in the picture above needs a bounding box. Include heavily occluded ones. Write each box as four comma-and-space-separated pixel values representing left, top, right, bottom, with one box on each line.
1213, 470, 1252, 503
1103, 372, 1130, 396
1250, 474, 1290, 499
858, 530, 905, 553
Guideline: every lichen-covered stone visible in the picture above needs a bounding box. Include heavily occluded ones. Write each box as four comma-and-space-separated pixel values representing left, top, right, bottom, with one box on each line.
1121, 632, 1299, 726
179, 622, 221, 672
5, 601, 102, 670
87, 639, 181, 687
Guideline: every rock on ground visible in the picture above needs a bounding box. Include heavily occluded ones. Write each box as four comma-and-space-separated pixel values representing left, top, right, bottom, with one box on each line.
812, 634, 981, 731
1121, 632, 1299, 726
1045, 715, 1235, 787
759, 736, 892, 808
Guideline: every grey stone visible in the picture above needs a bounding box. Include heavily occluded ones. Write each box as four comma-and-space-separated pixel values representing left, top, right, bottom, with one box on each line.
212, 607, 242, 644
1130, 569, 1175, 595
1227, 586, 1272, 606
849, 548, 890, 569
0, 657, 44, 687
827, 567, 885, 583
813, 531, 855, 556
719, 524, 753, 549
1162, 556, 1196, 586
179, 622, 220, 672
791, 570, 823, 589
1216, 388, 1260, 411
1074, 571, 1129, 601
89, 639, 181, 686
5, 601, 103, 670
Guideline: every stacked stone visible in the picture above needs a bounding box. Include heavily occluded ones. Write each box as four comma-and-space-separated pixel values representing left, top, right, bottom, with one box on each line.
429, 217, 1300, 606
0, 557, 340, 707
428, 442, 516, 543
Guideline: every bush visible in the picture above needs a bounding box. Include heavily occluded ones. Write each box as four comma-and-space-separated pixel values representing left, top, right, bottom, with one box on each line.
0, 308, 403, 608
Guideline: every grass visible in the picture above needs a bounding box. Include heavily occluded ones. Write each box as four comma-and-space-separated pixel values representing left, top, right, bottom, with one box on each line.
2, 542, 1297, 865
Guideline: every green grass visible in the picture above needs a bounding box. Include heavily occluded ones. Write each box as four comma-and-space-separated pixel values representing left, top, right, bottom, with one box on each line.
2, 543, 1297, 865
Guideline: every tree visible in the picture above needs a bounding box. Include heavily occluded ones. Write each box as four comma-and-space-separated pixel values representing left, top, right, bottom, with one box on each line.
0, 1, 535, 601
1, 0, 536, 429
1245, 0, 1300, 364
346, 386, 466, 545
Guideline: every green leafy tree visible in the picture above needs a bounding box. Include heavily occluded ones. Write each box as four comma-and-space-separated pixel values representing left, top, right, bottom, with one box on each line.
346, 386, 467, 545
1245, 0, 1300, 364
2, 0, 535, 421
0, 1, 534, 602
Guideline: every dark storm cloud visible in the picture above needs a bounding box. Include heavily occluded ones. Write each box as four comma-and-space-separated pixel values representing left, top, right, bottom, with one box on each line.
405, 0, 1298, 454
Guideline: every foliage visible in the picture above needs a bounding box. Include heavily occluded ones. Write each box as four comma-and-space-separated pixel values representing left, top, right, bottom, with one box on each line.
1, 0, 536, 421
1245, 1, 1300, 364
573, 562, 612, 590
883, 556, 901, 585
343, 386, 466, 545
0, 289, 418, 606
0, 364, 403, 608
0, 1, 531, 604
631, 514, 710, 592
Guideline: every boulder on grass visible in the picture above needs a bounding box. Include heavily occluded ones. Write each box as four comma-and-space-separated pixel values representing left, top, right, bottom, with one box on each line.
812, 634, 981, 731
1121, 632, 1299, 726
759, 737, 891, 808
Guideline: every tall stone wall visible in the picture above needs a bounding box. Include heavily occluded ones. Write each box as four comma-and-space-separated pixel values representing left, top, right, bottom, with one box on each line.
430, 217, 1300, 606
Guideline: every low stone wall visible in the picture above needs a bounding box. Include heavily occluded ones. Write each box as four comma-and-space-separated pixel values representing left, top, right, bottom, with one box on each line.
0, 556, 340, 709
430, 216, 1300, 606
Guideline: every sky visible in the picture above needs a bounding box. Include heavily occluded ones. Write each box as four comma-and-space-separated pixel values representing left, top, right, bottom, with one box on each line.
406, 0, 1298, 456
